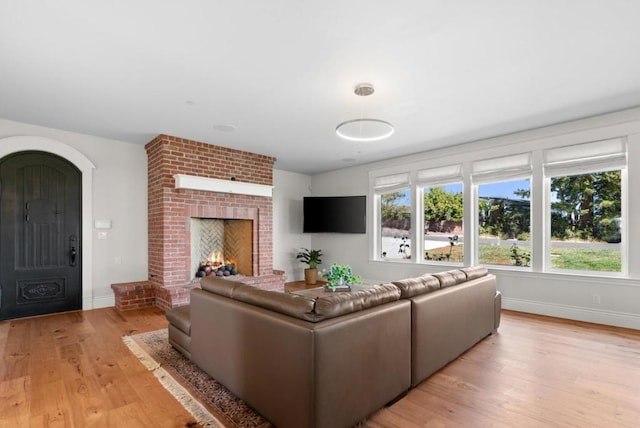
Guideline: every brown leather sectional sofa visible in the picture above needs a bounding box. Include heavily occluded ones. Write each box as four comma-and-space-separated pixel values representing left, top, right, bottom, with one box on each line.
169, 266, 501, 428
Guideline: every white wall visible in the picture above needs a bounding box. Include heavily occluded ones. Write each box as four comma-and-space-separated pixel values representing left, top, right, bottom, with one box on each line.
4, 108, 640, 329
0, 119, 148, 308
309, 108, 640, 330
272, 169, 312, 281
0, 119, 315, 305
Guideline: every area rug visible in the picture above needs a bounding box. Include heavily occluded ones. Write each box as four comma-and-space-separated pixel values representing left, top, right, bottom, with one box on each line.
123, 329, 272, 428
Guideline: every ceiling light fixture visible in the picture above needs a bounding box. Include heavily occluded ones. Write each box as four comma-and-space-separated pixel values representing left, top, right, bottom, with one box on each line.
213, 124, 237, 133
336, 83, 394, 142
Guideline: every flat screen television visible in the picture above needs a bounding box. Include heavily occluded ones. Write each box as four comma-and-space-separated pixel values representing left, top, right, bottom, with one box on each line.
303, 195, 366, 234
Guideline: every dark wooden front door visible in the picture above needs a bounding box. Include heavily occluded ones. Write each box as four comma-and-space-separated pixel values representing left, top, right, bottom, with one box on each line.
0, 152, 82, 320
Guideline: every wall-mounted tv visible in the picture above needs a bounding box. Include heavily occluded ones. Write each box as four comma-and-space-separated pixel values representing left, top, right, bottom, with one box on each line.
303, 195, 366, 234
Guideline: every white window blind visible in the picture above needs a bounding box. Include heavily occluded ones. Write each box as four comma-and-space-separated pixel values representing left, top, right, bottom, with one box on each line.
373, 172, 410, 192
544, 138, 627, 176
471, 153, 532, 184
417, 164, 462, 186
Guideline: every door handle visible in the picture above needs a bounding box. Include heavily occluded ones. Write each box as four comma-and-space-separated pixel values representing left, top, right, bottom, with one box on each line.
69, 235, 78, 267
70, 246, 77, 266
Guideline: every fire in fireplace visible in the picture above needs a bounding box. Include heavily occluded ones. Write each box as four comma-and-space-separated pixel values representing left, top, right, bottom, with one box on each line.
190, 218, 253, 279
195, 251, 239, 278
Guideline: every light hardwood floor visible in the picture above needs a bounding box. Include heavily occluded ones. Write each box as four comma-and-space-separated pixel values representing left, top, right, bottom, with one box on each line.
367, 311, 640, 428
1, 308, 639, 427
0, 307, 197, 427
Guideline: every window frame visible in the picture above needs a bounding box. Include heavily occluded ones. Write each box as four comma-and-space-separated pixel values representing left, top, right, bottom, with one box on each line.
543, 168, 627, 276
375, 186, 413, 262
471, 153, 533, 270
421, 180, 465, 265
372, 170, 413, 262
474, 176, 532, 270
542, 139, 627, 276
369, 138, 628, 277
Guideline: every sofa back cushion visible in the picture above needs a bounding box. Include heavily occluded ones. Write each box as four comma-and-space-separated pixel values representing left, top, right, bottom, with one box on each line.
232, 286, 317, 321
460, 266, 489, 280
392, 275, 440, 298
432, 269, 467, 288
313, 283, 400, 322
201, 276, 246, 297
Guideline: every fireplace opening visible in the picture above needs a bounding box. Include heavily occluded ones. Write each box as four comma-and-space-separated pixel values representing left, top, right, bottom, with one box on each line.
190, 218, 253, 279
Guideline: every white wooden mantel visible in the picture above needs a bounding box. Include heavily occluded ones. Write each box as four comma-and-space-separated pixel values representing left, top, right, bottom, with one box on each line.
173, 174, 273, 197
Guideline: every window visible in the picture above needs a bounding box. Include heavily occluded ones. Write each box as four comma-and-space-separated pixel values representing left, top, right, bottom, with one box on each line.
424, 184, 463, 262
419, 164, 464, 263
370, 137, 627, 276
380, 189, 411, 259
478, 179, 531, 266
374, 173, 411, 260
472, 153, 532, 267
544, 139, 626, 273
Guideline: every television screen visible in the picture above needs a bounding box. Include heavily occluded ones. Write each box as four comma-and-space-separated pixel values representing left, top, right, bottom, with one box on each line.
303, 196, 366, 233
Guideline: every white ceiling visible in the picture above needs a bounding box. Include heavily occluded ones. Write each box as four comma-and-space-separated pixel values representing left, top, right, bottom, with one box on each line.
2, 1, 640, 175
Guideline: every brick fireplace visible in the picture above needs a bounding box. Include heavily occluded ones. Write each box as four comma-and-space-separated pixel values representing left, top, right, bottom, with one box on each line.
112, 134, 285, 311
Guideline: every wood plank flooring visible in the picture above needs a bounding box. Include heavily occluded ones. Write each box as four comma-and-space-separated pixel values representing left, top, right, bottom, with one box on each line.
0, 307, 198, 427
367, 310, 640, 428
1, 308, 639, 427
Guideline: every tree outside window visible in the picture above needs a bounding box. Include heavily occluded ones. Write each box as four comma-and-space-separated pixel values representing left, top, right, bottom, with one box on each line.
549, 171, 621, 272
423, 184, 463, 262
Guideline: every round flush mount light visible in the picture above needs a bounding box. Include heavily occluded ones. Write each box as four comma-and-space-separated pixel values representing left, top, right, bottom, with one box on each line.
336, 118, 394, 142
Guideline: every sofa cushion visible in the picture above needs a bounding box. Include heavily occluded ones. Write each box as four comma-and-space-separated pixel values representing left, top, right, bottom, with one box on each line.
313, 283, 400, 321
460, 266, 489, 280
432, 270, 466, 288
166, 305, 191, 335
392, 275, 440, 298
232, 285, 317, 321
200, 276, 246, 297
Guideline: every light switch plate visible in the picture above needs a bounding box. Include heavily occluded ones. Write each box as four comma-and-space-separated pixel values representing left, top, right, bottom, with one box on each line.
95, 220, 112, 229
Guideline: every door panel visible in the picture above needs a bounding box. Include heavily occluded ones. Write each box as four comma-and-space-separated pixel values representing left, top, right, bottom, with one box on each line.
0, 152, 82, 320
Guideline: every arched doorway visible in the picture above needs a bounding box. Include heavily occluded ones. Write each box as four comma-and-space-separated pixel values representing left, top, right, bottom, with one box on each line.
0, 136, 95, 314
0, 151, 82, 319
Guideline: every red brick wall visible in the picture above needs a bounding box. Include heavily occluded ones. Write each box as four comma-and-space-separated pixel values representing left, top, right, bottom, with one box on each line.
111, 281, 155, 311
145, 134, 276, 289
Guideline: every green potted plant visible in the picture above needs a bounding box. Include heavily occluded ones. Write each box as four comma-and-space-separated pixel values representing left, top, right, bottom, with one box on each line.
321, 263, 361, 291
296, 248, 323, 284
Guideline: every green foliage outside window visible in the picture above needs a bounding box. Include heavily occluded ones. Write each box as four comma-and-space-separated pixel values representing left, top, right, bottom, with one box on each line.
381, 192, 410, 222
550, 171, 621, 242
424, 187, 463, 222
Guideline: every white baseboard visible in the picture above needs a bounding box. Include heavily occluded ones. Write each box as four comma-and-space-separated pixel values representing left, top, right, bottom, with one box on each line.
92, 295, 115, 309
502, 297, 640, 330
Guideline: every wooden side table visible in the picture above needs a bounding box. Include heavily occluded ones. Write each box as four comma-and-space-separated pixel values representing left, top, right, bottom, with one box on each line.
284, 279, 327, 293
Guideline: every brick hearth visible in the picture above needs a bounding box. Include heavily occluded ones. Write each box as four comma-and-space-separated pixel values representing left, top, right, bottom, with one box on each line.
113, 134, 285, 311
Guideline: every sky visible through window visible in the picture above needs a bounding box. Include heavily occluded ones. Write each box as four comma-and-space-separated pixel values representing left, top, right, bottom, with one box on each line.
391, 179, 531, 206
478, 179, 530, 199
